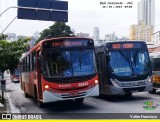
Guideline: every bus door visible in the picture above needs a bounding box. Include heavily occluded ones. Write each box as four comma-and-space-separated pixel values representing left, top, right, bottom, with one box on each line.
97, 52, 106, 93
36, 50, 42, 99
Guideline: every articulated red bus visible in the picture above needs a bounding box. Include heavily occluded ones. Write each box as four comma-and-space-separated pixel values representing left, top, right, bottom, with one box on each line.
19, 37, 99, 107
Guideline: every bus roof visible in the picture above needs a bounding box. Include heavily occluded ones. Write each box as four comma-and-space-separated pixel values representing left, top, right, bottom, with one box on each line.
105, 40, 146, 44
20, 37, 93, 61
149, 52, 160, 58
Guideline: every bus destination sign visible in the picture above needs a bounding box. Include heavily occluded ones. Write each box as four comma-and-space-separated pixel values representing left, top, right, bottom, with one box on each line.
112, 43, 134, 49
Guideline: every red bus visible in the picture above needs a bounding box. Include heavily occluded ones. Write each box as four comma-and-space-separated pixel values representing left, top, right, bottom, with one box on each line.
19, 37, 99, 107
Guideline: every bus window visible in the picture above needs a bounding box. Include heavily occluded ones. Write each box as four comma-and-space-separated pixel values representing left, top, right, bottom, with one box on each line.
42, 50, 96, 77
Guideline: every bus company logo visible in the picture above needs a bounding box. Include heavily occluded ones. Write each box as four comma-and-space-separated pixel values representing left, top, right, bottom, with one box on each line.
59, 84, 71, 88
78, 82, 88, 87
143, 101, 159, 110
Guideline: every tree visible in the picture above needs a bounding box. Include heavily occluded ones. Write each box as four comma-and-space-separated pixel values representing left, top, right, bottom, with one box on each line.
0, 38, 29, 79
37, 22, 74, 43
0, 34, 8, 40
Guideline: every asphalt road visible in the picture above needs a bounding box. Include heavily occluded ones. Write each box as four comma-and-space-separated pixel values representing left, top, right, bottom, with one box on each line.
4, 76, 160, 119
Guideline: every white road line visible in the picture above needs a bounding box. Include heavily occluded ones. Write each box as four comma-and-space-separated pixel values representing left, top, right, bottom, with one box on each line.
84, 99, 97, 105
151, 96, 160, 99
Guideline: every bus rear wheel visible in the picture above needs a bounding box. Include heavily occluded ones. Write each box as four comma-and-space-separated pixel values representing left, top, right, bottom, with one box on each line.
75, 98, 84, 104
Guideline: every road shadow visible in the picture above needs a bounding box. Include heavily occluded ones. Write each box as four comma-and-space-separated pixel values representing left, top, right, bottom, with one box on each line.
155, 91, 160, 95
44, 100, 96, 112
31, 98, 97, 113
95, 93, 153, 102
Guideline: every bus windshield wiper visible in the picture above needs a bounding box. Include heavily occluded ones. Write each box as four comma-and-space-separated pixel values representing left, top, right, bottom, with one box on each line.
79, 44, 84, 69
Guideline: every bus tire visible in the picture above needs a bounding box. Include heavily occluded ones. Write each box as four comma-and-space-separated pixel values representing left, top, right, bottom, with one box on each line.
24, 91, 29, 98
149, 89, 156, 94
125, 93, 132, 97
34, 87, 44, 108
75, 98, 84, 104
37, 100, 44, 108
24, 86, 29, 98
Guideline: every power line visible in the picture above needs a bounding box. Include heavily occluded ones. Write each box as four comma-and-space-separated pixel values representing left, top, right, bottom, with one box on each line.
0, 16, 17, 35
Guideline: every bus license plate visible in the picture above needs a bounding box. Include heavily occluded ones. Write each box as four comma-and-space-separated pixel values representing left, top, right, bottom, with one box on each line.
135, 81, 145, 86
70, 92, 78, 96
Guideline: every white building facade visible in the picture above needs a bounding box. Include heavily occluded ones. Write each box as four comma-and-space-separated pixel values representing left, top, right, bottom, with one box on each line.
105, 32, 117, 42
152, 31, 160, 44
138, 0, 155, 26
76, 32, 89, 38
93, 27, 99, 41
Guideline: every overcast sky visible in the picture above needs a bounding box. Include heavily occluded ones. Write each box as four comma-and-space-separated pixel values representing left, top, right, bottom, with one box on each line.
0, 0, 160, 39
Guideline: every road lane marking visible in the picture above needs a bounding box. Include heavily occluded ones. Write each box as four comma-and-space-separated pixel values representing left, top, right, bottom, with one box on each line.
84, 100, 97, 105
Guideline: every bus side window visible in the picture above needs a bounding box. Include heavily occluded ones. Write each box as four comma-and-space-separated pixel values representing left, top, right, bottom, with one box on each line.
32, 52, 36, 71
30, 53, 32, 71
22, 59, 25, 72
25, 57, 27, 72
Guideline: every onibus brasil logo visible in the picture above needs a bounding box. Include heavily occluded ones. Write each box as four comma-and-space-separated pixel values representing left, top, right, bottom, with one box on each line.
143, 101, 159, 110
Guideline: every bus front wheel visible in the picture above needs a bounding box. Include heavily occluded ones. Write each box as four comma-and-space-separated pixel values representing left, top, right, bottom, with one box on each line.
35, 87, 44, 108
149, 88, 156, 94
24, 86, 29, 98
37, 100, 44, 108
24, 92, 29, 98
75, 98, 84, 104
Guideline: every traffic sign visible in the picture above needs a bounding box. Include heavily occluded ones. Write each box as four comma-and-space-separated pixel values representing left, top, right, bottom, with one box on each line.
17, 0, 68, 22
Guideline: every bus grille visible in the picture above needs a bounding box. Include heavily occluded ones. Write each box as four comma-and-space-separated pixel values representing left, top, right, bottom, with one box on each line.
61, 91, 86, 99
123, 86, 145, 93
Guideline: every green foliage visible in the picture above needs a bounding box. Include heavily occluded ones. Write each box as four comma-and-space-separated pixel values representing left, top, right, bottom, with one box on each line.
0, 38, 29, 75
0, 34, 8, 40
37, 22, 74, 43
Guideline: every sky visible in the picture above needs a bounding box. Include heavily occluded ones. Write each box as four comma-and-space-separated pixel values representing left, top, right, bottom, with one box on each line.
0, 0, 160, 39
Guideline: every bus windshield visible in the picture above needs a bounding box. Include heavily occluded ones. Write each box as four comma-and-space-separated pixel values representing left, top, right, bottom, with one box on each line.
42, 50, 96, 78
109, 49, 150, 77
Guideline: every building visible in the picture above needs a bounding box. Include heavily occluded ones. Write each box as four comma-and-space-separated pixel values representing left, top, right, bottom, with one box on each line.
71, 29, 75, 36
105, 32, 117, 42
29, 31, 40, 48
129, 21, 153, 42
76, 32, 89, 38
147, 42, 160, 53
93, 27, 99, 41
17, 35, 26, 40
6, 33, 17, 42
138, 0, 155, 26
152, 31, 160, 44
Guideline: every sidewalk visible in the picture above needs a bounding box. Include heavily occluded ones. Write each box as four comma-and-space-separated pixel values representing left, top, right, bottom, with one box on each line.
0, 92, 10, 113
0, 75, 11, 113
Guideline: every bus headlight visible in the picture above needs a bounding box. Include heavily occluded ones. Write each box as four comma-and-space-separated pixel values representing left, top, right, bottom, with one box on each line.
95, 80, 98, 84
110, 79, 119, 87
44, 85, 49, 89
148, 78, 152, 83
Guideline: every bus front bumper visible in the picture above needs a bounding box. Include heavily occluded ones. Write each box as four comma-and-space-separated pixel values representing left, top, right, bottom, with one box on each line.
42, 84, 99, 103
106, 82, 153, 95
